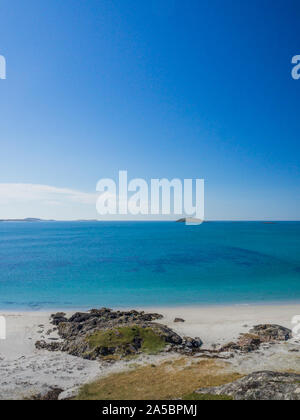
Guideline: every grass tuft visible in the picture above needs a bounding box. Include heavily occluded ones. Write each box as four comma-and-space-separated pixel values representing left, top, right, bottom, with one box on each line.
88, 326, 166, 355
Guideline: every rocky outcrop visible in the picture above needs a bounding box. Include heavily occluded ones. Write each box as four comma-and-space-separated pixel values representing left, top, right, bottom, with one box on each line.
195, 371, 300, 400
219, 324, 292, 354
249, 324, 292, 342
220, 334, 262, 353
35, 308, 203, 360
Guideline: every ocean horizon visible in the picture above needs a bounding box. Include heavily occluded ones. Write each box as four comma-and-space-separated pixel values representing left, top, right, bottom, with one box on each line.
1, 221, 300, 311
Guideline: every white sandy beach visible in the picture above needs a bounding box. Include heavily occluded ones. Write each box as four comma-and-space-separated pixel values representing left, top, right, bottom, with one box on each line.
143, 304, 300, 348
1, 304, 300, 399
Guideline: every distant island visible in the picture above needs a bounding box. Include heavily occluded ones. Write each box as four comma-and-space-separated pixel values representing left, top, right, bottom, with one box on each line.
176, 217, 204, 225
0, 218, 47, 222
0, 218, 100, 223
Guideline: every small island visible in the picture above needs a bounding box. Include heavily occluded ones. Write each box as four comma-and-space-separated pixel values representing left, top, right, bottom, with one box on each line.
0, 218, 45, 222
176, 217, 203, 225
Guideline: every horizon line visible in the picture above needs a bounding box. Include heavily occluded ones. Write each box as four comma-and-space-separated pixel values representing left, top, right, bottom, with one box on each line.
1, 218, 300, 223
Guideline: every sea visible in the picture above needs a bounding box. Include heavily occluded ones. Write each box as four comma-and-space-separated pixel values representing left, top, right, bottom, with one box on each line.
0, 221, 300, 310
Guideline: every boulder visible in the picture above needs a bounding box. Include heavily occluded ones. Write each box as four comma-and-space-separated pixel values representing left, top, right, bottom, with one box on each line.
195, 371, 300, 400
30, 387, 64, 400
220, 334, 261, 353
58, 387, 79, 401
174, 318, 185, 323
35, 340, 62, 351
183, 336, 203, 349
249, 324, 292, 342
50, 312, 68, 325
219, 324, 292, 354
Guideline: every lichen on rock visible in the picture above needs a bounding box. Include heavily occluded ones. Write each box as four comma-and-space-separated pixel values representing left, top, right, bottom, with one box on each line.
195, 371, 300, 400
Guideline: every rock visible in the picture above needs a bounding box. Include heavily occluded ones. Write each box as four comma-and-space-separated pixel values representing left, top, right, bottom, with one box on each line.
219, 324, 292, 354
249, 324, 292, 342
50, 312, 68, 325
35, 308, 202, 361
195, 371, 300, 400
220, 334, 261, 353
180, 336, 203, 352
174, 318, 185, 323
58, 387, 78, 400
30, 387, 64, 400
68, 312, 94, 323
194, 337, 203, 348
51, 312, 66, 318
35, 340, 62, 351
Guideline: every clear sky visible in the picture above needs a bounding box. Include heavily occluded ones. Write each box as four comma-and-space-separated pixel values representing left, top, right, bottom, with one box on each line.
0, 0, 300, 220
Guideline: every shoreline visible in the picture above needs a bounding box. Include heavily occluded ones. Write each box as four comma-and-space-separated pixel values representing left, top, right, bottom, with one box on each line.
1, 303, 300, 400
1, 303, 299, 358
2, 299, 300, 313
1, 303, 299, 349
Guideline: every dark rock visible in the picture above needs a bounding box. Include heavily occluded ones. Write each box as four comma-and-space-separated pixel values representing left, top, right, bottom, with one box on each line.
249, 324, 292, 342
219, 324, 292, 354
174, 336, 203, 354
195, 371, 300, 400
30, 387, 64, 400
35, 340, 62, 351
50, 312, 68, 325
220, 334, 261, 353
51, 312, 66, 318
174, 318, 185, 323
68, 312, 94, 323
193, 337, 203, 348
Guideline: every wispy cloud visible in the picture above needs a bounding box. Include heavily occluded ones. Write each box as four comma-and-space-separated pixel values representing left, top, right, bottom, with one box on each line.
0, 183, 97, 205
0, 184, 97, 220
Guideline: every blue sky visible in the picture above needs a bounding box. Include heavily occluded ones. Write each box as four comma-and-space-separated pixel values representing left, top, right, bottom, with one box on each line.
0, 0, 300, 220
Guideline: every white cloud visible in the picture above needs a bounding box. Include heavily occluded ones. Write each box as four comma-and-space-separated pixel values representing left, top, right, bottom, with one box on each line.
0, 183, 98, 220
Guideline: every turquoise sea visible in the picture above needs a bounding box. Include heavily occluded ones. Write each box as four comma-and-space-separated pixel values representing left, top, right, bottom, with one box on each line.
0, 221, 300, 310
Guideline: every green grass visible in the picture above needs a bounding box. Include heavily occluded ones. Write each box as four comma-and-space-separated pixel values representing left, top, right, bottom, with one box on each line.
88, 325, 166, 355
183, 392, 233, 401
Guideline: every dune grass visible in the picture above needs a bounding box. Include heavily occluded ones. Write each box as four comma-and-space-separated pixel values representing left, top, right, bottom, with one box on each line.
76, 358, 241, 400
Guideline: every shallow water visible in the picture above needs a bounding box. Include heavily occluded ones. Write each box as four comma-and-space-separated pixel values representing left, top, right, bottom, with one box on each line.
0, 221, 300, 310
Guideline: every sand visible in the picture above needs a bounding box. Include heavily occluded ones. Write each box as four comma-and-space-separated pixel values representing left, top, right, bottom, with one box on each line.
141, 304, 300, 348
1, 304, 300, 399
